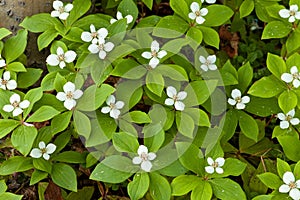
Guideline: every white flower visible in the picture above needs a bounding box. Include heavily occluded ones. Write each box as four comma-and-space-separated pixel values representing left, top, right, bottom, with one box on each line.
205, 157, 225, 174
188, 2, 208, 25
199, 55, 217, 71
88, 38, 114, 60
0, 56, 6, 68
132, 145, 156, 172
56, 82, 83, 110
141, 40, 167, 69
30, 141, 56, 160
227, 89, 250, 110
277, 109, 300, 129
51, 0, 73, 20
46, 47, 77, 69
201, 0, 216, 3
3, 93, 30, 116
164, 86, 187, 111
279, 5, 300, 23
281, 66, 300, 88
81, 24, 102, 44
279, 172, 300, 200
101, 95, 124, 119
110, 11, 133, 25
0, 71, 17, 90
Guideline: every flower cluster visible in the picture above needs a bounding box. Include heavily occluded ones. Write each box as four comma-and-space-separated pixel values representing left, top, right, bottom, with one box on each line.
132, 145, 156, 172
101, 95, 124, 119
205, 157, 225, 174
279, 5, 300, 23
199, 55, 217, 71
141, 40, 167, 69
56, 82, 83, 110
164, 86, 187, 111
277, 109, 300, 129
3, 93, 30, 117
279, 172, 300, 200
227, 89, 250, 110
0, 71, 17, 90
46, 47, 77, 69
188, 2, 208, 25
30, 141, 56, 160
281, 66, 300, 88
51, 0, 73, 20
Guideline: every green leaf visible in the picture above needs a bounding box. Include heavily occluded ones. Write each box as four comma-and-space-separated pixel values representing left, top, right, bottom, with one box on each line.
266, 53, 286, 79
6, 62, 27, 72
73, 110, 91, 139
30, 170, 48, 185
170, 0, 189, 21
3, 29, 28, 63
155, 65, 188, 81
277, 158, 292, 178
246, 96, 281, 117
0, 180, 7, 194
176, 111, 195, 138
128, 173, 149, 200
0, 193, 23, 200
278, 90, 298, 113
209, 178, 247, 200
112, 132, 139, 153
184, 108, 210, 127
149, 173, 171, 200
23, 87, 43, 118
51, 163, 77, 192
11, 126, 37, 156
198, 26, 220, 49
66, 0, 92, 27
142, 0, 153, 9
90, 156, 135, 183
63, 27, 83, 43
0, 119, 19, 139
211, 158, 246, 178
238, 111, 259, 142
238, 62, 253, 93
0, 28, 11, 40
262, 21, 292, 39
248, 75, 285, 98
33, 158, 52, 174
52, 151, 86, 164
17, 68, 43, 88
252, 195, 274, 200
220, 109, 238, 142
0, 156, 33, 175
26, 106, 60, 122
204, 5, 234, 26
153, 16, 189, 38
286, 29, 300, 55
171, 175, 201, 196
240, 0, 254, 18
277, 135, 300, 162
257, 172, 282, 189
51, 111, 72, 135
143, 124, 165, 152
76, 84, 115, 111
146, 70, 164, 96
111, 59, 147, 79
122, 111, 151, 124
37, 29, 59, 51
191, 181, 212, 200
20, 13, 59, 33
66, 187, 94, 200
72, 14, 110, 30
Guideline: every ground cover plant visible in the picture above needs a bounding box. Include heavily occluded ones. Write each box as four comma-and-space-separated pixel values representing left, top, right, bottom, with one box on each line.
0, 0, 300, 199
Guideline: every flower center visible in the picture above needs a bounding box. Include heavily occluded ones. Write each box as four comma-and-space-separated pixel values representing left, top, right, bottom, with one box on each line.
235, 97, 242, 103
58, 54, 65, 62
66, 91, 73, 99
173, 95, 178, 101
12, 101, 19, 108
98, 43, 104, 51
151, 50, 157, 58
289, 181, 297, 189
41, 148, 47, 154
290, 10, 296, 16
195, 10, 201, 17
293, 73, 300, 79
109, 103, 116, 109
91, 32, 98, 38
58, 6, 64, 13
141, 152, 148, 161
212, 162, 219, 168
286, 115, 293, 121
1, 79, 8, 85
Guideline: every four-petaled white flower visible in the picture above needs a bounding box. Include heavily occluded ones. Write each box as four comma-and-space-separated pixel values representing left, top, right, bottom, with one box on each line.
279, 171, 300, 200
205, 157, 225, 174
3, 93, 30, 116
227, 89, 250, 110
132, 145, 156, 172
56, 82, 83, 110
141, 40, 167, 69
30, 141, 57, 160
277, 109, 300, 129
199, 55, 217, 71
201, 0, 216, 3
46, 47, 77, 69
0, 56, 6, 68
188, 2, 208, 25
281, 66, 300, 88
51, 0, 73, 20
110, 11, 133, 25
88, 38, 114, 60
81, 24, 103, 44
101, 95, 124, 119
164, 86, 187, 111
279, 5, 300, 23
0, 71, 17, 90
